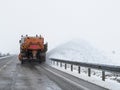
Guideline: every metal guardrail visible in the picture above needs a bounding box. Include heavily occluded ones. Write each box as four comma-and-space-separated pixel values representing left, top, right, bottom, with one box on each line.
50, 58, 120, 81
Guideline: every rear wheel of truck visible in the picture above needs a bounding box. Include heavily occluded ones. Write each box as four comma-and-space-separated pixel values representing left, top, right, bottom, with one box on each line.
39, 60, 42, 63
42, 56, 46, 62
21, 60, 24, 64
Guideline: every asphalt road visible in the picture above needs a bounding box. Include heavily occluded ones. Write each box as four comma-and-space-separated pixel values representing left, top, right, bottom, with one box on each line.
0, 55, 108, 90
0, 56, 61, 90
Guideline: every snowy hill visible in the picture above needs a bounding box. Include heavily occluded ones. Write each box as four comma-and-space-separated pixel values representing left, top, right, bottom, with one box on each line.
49, 39, 116, 65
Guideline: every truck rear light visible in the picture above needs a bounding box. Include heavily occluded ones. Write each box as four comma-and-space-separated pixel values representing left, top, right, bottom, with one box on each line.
29, 45, 40, 49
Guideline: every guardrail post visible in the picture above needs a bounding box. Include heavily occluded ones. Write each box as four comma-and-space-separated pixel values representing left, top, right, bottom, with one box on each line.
53, 61, 55, 65
50, 60, 52, 64
57, 61, 58, 66
88, 68, 91, 77
51, 60, 52, 64
78, 66, 81, 74
60, 62, 62, 67
71, 64, 73, 71
102, 71, 105, 81
65, 63, 67, 69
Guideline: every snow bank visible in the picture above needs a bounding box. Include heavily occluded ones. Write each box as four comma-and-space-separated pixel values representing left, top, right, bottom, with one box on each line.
51, 65, 120, 90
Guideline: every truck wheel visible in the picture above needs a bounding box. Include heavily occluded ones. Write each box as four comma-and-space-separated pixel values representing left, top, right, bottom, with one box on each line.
39, 60, 42, 63
21, 60, 24, 64
42, 56, 46, 62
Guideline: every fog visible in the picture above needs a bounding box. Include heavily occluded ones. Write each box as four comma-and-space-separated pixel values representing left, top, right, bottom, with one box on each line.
0, 0, 120, 54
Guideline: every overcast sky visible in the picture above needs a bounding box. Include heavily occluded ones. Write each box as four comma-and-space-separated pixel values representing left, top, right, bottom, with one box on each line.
0, 0, 120, 54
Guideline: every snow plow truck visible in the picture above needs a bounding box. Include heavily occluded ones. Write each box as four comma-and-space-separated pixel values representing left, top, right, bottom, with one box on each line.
18, 35, 48, 64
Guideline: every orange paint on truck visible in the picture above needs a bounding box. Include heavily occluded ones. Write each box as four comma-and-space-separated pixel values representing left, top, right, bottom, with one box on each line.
18, 35, 48, 64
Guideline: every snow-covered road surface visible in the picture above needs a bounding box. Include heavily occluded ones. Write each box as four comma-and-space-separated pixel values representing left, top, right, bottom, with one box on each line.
0, 55, 109, 90
0, 56, 61, 90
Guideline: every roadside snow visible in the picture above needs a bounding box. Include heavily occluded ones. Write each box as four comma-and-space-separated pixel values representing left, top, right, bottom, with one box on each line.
0, 55, 12, 59
51, 65, 120, 90
49, 39, 120, 89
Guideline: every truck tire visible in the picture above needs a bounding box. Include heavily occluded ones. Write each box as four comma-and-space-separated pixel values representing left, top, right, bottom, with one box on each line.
21, 60, 24, 64
42, 56, 46, 62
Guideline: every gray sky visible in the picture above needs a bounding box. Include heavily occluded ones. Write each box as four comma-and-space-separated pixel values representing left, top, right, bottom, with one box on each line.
0, 0, 120, 54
